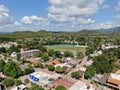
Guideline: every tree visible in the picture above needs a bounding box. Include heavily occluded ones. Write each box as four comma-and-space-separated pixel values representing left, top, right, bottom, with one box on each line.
47, 65, 55, 71
76, 51, 84, 59
15, 79, 22, 86
55, 51, 62, 58
93, 55, 114, 74
24, 65, 34, 74
7, 45, 20, 54
41, 53, 49, 61
0, 59, 5, 72
64, 51, 74, 58
55, 66, 64, 73
55, 85, 66, 90
86, 45, 96, 55
30, 83, 44, 90
17, 53, 21, 61
48, 49, 55, 57
71, 71, 80, 79
0, 47, 6, 53
2, 78, 15, 87
85, 66, 96, 79
34, 62, 44, 68
3, 61, 23, 78
38, 46, 47, 53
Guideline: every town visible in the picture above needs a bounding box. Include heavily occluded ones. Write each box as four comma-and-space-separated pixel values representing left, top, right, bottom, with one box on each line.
0, 0, 120, 90
0, 30, 120, 90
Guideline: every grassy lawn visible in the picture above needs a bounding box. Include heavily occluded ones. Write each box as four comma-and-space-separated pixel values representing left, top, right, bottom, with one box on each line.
46, 45, 85, 54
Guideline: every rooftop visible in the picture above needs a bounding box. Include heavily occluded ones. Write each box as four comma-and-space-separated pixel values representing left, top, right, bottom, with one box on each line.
69, 80, 96, 90
10, 84, 27, 90
54, 79, 74, 89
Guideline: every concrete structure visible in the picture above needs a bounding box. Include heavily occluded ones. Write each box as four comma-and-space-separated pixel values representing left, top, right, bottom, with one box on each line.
20, 49, 38, 58
69, 80, 96, 90
53, 79, 74, 89
11, 84, 27, 90
107, 70, 120, 87
29, 71, 61, 87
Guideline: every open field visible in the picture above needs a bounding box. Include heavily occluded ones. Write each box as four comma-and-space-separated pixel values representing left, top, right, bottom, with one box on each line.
46, 45, 86, 55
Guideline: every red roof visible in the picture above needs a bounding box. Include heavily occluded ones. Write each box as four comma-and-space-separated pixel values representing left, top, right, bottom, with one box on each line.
107, 78, 120, 86
54, 79, 74, 89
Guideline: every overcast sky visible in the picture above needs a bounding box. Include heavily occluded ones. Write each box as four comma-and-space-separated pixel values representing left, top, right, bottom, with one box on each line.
0, 0, 120, 32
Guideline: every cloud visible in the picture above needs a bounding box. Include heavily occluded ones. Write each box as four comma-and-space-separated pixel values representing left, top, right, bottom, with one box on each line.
115, 15, 120, 19
48, 0, 104, 25
0, 5, 13, 26
115, 1, 120, 11
78, 18, 95, 24
21, 15, 49, 25
102, 4, 111, 9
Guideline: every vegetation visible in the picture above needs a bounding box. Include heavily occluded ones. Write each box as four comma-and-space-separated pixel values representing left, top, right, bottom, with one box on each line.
85, 66, 96, 79
71, 71, 80, 79
24, 65, 34, 74
24, 78, 30, 84
55, 66, 64, 73
47, 65, 55, 71
34, 62, 44, 68
3, 61, 23, 78
2, 78, 15, 87
15, 79, 22, 86
55, 85, 66, 90
64, 51, 74, 58
30, 83, 44, 90
0, 59, 5, 72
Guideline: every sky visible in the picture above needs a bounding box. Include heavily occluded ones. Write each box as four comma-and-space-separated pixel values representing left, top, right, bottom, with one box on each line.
0, 0, 120, 32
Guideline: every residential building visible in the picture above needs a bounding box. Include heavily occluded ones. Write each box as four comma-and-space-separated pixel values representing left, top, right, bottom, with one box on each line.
69, 80, 96, 90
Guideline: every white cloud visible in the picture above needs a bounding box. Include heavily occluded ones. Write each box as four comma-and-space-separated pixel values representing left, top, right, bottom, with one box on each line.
115, 15, 120, 19
21, 15, 49, 25
48, 0, 104, 26
78, 18, 95, 24
0, 5, 13, 26
102, 5, 111, 9
115, 1, 120, 11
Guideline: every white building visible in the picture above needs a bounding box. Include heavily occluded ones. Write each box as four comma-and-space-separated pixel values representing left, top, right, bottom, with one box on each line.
69, 81, 96, 90
29, 71, 61, 87
11, 84, 27, 90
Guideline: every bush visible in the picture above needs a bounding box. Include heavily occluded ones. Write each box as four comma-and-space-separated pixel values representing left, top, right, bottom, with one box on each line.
55, 66, 64, 73
71, 71, 80, 79
55, 85, 66, 90
34, 62, 44, 68
24, 78, 30, 84
24, 66, 34, 74
15, 79, 22, 86
2, 78, 15, 87
47, 65, 55, 71
30, 82, 44, 90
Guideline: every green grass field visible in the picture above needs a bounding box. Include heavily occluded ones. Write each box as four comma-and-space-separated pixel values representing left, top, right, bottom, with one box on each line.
46, 45, 85, 55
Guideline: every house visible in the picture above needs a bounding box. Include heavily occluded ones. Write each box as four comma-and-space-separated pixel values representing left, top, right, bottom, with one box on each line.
63, 66, 72, 73
78, 67, 86, 79
68, 59, 79, 68
20, 49, 38, 58
93, 70, 120, 90
11, 52, 17, 58
10, 84, 28, 90
19, 64, 28, 71
52, 59, 61, 65
69, 80, 96, 90
29, 71, 61, 87
53, 78, 74, 89
107, 70, 120, 89
85, 60, 93, 66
